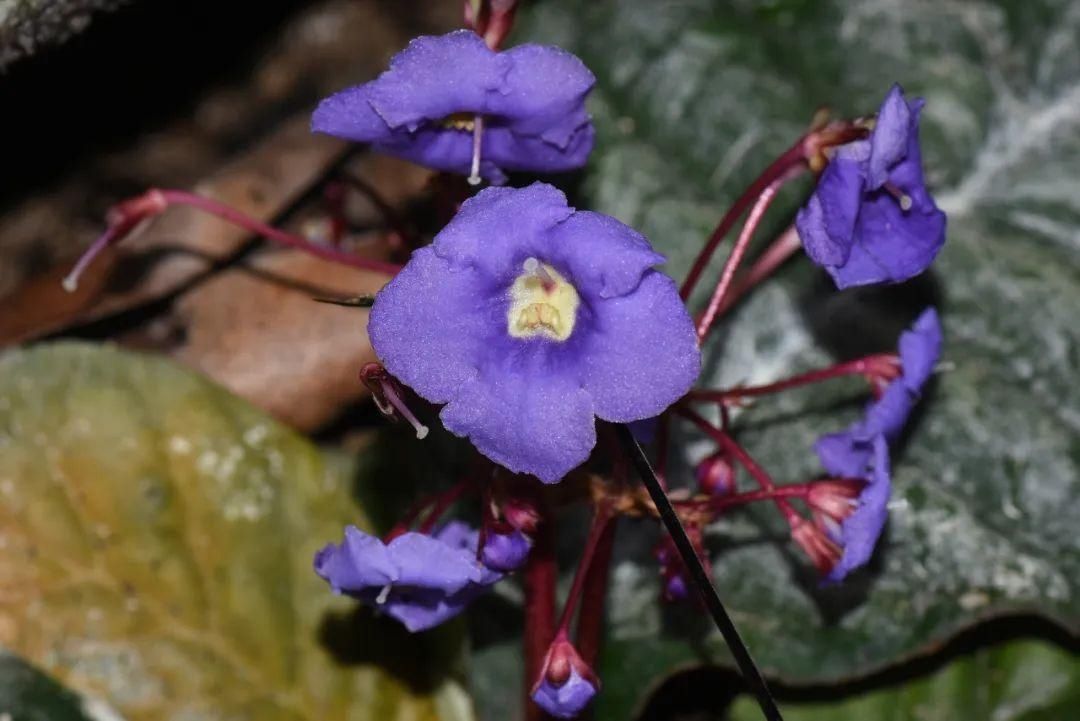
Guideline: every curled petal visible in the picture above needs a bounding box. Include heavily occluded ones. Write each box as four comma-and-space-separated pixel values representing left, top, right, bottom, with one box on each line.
866, 84, 912, 189
366, 31, 505, 129
898, 307, 942, 393
497, 43, 595, 146
387, 532, 485, 593
796, 157, 863, 269
311, 84, 391, 141
314, 526, 397, 594
827, 436, 891, 581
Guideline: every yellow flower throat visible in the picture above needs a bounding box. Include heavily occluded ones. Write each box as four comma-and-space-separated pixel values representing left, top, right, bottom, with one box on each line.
507, 258, 580, 342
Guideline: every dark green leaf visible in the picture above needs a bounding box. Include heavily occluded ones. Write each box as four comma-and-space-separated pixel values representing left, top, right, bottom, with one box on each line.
0, 653, 101, 721
514, 0, 1080, 716
726, 640, 1080, 721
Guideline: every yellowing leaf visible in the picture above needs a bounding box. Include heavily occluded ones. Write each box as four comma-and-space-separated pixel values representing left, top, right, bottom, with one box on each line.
0, 342, 471, 721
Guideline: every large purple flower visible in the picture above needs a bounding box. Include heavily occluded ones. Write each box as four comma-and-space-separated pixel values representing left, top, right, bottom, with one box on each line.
796, 85, 946, 288
368, 182, 700, 483
816, 307, 942, 477
314, 521, 501, 632
312, 30, 595, 184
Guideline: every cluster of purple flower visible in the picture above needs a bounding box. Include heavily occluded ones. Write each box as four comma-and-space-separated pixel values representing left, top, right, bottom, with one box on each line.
307, 10, 946, 718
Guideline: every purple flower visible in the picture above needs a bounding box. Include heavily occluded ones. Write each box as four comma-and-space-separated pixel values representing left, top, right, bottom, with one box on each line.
530, 635, 599, 719
805, 435, 892, 581
368, 183, 700, 483
314, 521, 500, 632
815, 307, 942, 477
796, 85, 946, 289
312, 30, 595, 184
480, 528, 532, 572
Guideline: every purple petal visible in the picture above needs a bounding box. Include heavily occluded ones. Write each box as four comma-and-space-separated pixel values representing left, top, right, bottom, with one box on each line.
440, 360, 597, 484
796, 157, 864, 268
365, 31, 504, 130
483, 122, 596, 176
311, 83, 392, 141
531, 669, 598, 719
435, 520, 481, 552
368, 247, 500, 404
665, 574, 689, 601
861, 381, 915, 442
481, 529, 533, 572
866, 84, 912, 189
829, 189, 945, 288
432, 183, 575, 279
314, 526, 397, 594
381, 587, 473, 633
496, 43, 595, 147
386, 532, 484, 593
899, 307, 942, 393
373, 125, 508, 183
827, 436, 891, 581
814, 430, 871, 479
544, 210, 665, 299
581, 271, 700, 422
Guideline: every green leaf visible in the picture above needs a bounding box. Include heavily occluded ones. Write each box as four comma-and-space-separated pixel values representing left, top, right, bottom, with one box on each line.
726, 640, 1080, 721
516, 0, 1080, 715
0, 653, 101, 720
0, 342, 473, 721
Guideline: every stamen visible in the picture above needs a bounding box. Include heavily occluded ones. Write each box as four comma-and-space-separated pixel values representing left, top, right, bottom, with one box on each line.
522, 257, 556, 289
375, 584, 392, 604
62, 226, 121, 293
468, 114, 485, 186
380, 381, 430, 440
883, 182, 913, 211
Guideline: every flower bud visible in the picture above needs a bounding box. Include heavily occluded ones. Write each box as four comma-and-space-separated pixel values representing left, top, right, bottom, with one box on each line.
500, 497, 541, 534
695, 451, 735, 496
530, 635, 599, 719
480, 528, 532, 572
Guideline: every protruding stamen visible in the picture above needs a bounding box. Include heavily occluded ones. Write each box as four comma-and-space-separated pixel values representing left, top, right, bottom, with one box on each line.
467, 114, 485, 186
63, 189, 170, 293
380, 381, 430, 440
884, 182, 913, 211
375, 584, 392, 604
62, 226, 121, 293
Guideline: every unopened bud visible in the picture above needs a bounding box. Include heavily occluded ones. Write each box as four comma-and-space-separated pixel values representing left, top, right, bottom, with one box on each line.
530, 635, 599, 719
695, 451, 735, 496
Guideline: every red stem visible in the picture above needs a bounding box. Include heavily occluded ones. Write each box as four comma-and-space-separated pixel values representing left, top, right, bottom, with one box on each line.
157, 189, 403, 275
686, 353, 897, 404
679, 139, 808, 301
677, 484, 809, 512
713, 224, 802, 317
575, 517, 617, 667
677, 408, 800, 524
524, 510, 557, 721
696, 167, 802, 342
556, 505, 614, 633
416, 481, 473, 534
